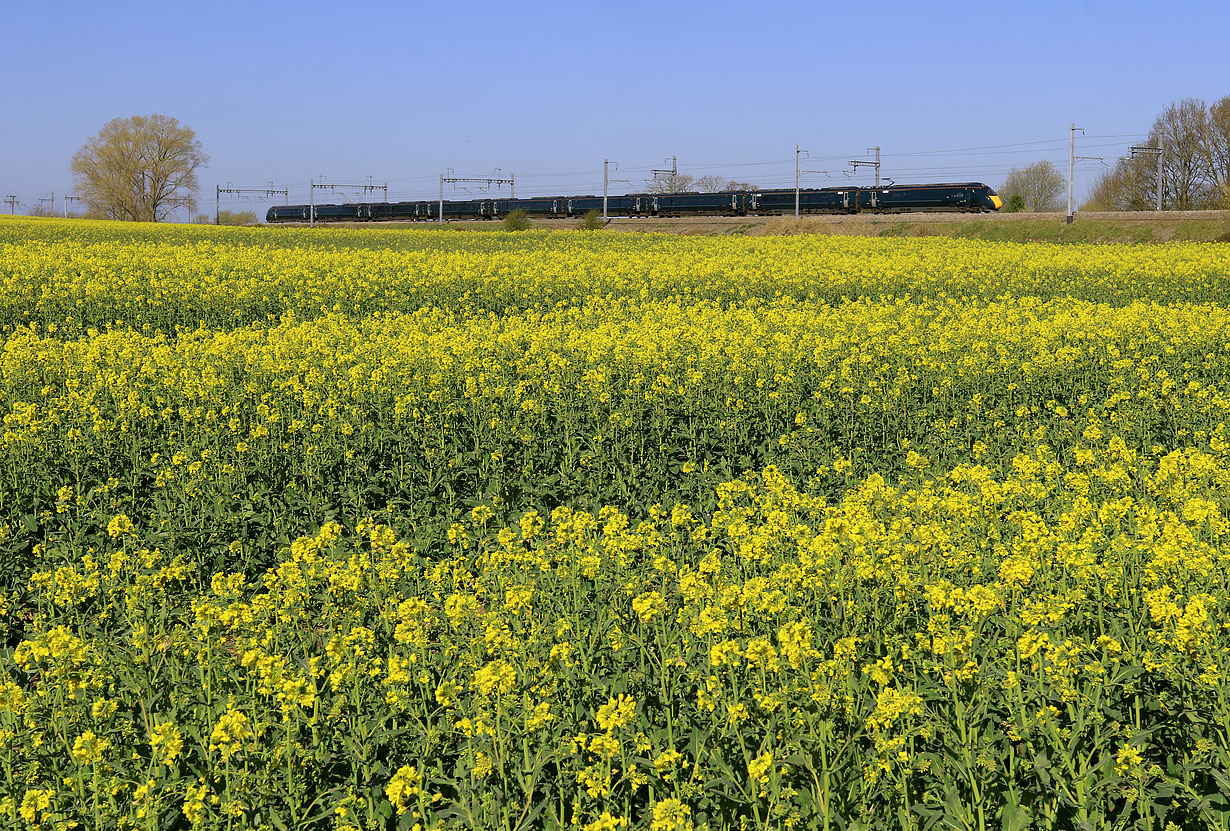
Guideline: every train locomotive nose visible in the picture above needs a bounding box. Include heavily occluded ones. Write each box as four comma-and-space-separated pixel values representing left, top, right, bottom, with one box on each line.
990, 195, 1003, 210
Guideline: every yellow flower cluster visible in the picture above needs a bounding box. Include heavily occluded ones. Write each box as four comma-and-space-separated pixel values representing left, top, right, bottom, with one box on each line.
2, 217, 1230, 829
4, 217, 1230, 337
208, 707, 252, 762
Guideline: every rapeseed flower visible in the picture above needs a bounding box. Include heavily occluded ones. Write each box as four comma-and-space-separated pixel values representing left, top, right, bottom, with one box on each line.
6, 219, 1230, 829
651, 798, 692, 831
70, 731, 109, 765
150, 720, 184, 765
209, 708, 252, 761
595, 694, 636, 732
385, 764, 423, 815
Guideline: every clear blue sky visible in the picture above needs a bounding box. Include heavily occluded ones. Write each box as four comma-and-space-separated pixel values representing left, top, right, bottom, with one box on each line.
3, 0, 1228, 216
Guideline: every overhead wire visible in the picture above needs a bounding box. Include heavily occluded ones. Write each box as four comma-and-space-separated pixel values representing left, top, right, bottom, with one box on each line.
256, 132, 1153, 205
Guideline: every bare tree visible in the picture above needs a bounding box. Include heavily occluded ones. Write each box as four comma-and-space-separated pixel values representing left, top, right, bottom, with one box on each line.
1083, 159, 1154, 211
1202, 95, 1230, 208
71, 114, 208, 222
1000, 160, 1065, 212
1082, 168, 1118, 212
1152, 98, 1215, 210
644, 172, 696, 194
1082, 96, 1230, 211
693, 175, 760, 192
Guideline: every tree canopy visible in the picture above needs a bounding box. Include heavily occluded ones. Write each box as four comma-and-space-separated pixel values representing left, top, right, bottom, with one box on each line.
71, 114, 208, 222
1000, 161, 1065, 212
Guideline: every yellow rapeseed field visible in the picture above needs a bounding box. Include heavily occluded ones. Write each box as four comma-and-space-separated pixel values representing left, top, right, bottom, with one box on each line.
2, 217, 1230, 830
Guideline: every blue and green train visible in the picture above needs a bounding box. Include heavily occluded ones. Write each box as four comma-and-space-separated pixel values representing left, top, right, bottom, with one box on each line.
266, 182, 1001, 223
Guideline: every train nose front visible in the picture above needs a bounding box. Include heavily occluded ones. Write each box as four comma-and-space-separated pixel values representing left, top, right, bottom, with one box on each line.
990, 195, 1003, 210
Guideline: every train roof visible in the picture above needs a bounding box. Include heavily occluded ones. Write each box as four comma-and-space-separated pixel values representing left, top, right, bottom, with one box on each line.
755, 182, 991, 193
625, 182, 992, 196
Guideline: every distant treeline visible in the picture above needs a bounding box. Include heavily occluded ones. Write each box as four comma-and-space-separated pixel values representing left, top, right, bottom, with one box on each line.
1085, 96, 1230, 211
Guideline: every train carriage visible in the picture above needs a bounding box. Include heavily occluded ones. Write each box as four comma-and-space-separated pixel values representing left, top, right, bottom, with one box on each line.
437, 199, 488, 220
649, 192, 746, 216
566, 196, 640, 216
266, 205, 310, 222
311, 204, 359, 222
868, 183, 1001, 212
369, 202, 421, 221
491, 198, 565, 217
750, 188, 849, 214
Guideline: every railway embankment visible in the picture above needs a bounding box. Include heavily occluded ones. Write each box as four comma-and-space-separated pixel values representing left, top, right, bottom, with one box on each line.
273, 210, 1230, 243
586, 210, 1230, 242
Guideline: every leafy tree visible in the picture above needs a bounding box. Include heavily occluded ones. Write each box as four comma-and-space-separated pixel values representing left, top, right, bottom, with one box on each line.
1004, 193, 1026, 213
1000, 161, 1065, 212
71, 114, 208, 222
